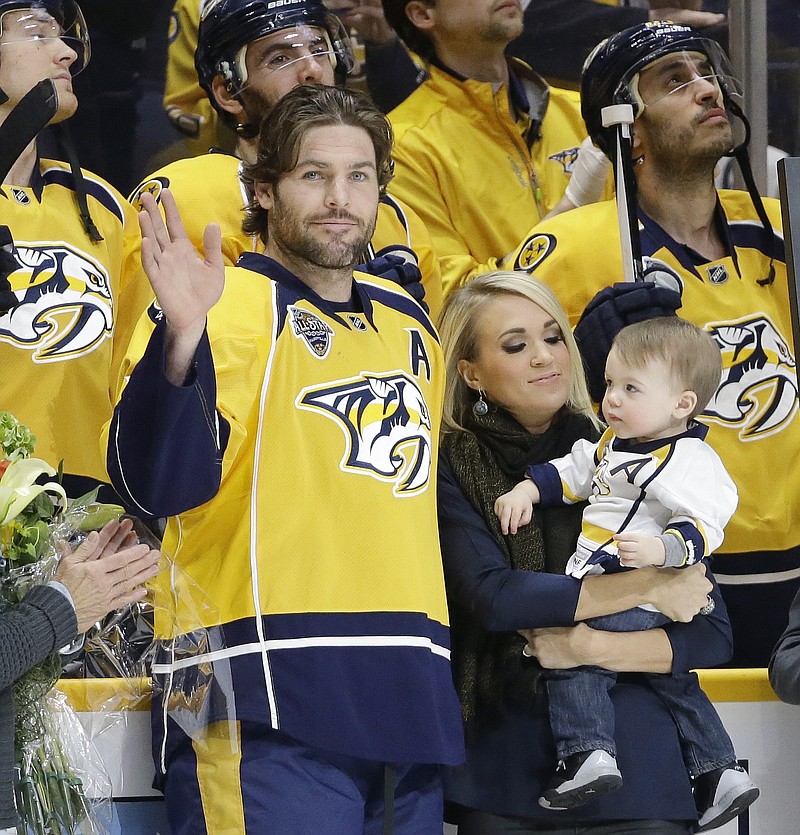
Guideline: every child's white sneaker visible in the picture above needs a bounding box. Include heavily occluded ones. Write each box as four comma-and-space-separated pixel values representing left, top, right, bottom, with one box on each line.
694, 763, 759, 832
538, 749, 623, 810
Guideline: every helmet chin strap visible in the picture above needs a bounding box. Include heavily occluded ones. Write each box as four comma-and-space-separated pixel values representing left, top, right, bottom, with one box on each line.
50, 120, 103, 242
725, 99, 776, 286
0, 78, 57, 181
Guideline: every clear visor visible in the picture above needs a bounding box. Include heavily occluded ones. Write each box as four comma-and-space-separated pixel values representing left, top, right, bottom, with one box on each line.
627, 49, 743, 112
0, 3, 90, 75
236, 24, 337, 84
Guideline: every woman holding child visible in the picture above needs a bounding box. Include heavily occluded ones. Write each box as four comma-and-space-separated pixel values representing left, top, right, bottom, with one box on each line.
437, 272, 733, 834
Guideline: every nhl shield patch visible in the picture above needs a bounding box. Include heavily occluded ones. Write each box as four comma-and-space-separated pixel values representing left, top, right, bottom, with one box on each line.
288, 305, 334, 358
705, 263, 729, 285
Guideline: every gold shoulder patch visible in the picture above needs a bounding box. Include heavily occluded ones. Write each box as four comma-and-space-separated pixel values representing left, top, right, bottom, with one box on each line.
514, 233, 556, 273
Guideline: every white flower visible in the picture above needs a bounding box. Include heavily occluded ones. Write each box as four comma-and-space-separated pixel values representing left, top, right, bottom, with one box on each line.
0, 458, 66, 527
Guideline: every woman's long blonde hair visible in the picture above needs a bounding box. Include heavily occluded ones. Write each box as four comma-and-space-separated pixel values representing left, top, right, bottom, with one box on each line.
438, 271, 601, 435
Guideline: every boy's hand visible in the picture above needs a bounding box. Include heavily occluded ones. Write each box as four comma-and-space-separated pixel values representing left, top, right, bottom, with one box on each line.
614, 532, 666, 567
494, 480, 540, 535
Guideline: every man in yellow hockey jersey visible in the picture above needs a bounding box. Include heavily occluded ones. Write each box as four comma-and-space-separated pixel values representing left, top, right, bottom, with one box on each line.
509, 21, 797, 667
108, 84, 463, 834
0, 0, 149, 502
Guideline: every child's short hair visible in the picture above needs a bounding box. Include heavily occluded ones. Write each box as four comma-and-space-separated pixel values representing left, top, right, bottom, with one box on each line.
611, 317, 722, 417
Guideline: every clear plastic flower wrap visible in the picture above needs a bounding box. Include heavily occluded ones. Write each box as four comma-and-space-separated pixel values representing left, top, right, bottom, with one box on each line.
13, 689, 112, 834
56, 516, 231, 798
2, 409, 233, 812
0, 411, 123, 834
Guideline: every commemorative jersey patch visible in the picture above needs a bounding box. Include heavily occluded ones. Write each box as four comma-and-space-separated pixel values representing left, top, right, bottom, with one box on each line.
514, 233, 556, 272
288, 305, 334, 358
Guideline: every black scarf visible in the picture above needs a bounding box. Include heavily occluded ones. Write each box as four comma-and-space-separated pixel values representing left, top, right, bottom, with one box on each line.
442, 407, 598, 726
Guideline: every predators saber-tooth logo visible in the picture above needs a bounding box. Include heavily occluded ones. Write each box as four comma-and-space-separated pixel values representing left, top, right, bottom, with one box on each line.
0, 242, 113, 362
549, 146, 581, 174
704, 314, 798, 440
298, 371, 432, 496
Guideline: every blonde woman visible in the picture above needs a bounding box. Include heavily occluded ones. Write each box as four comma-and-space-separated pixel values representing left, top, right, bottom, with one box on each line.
437, 272, 731, 835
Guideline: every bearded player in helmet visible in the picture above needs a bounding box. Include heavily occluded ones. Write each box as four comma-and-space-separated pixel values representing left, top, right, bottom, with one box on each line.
129, 0, 443, 317
509, 21, 795, 672
0, 0, 151, 503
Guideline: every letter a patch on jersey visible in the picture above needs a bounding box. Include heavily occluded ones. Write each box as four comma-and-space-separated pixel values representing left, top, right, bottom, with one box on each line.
297, 371, 433, 496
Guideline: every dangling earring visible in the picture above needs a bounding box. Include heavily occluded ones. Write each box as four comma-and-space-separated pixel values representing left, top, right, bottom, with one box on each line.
472, 388, 489, 417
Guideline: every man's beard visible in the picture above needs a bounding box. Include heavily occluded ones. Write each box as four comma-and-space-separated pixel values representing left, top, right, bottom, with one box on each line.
270, 199, 376, 270
641, 108, 734, 175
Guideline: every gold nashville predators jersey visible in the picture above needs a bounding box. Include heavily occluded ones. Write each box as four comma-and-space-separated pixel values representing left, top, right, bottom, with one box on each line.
129, 153, 444, 319
0, 159, 148, 486
108, 255, 463, 765
511, 191, 796, 571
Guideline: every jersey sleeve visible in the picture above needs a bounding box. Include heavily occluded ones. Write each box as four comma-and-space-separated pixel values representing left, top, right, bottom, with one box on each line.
529, 435, 603, 506
104, 317, 229, 518
647, 443, 739, 564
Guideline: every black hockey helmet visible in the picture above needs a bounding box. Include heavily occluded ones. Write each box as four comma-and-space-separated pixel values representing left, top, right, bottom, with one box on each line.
196, 0, 354, 127
581, 20, 740, 159
0, 0, 90, 75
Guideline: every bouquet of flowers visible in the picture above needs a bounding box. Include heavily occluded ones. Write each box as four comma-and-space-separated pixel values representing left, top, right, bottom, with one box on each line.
0, 411, 123, 834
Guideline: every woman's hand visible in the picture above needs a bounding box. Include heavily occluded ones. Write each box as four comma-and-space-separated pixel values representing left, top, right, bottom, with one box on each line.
520, 623, 595, 669
55, 519, 161, 633
521, 623, 675, 674
643, 563, 712, 622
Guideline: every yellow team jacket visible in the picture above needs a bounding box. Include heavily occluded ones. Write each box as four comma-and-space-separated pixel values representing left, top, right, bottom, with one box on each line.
388, 58, 596, 299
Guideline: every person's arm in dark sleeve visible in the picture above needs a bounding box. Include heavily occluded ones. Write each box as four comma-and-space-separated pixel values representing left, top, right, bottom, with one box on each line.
512, 0, 648, 84
0, 586, 76, 690
438, 455, 581, 632
364, 37, 425, 113
666, 567, 733, 673
106, 318, 230, 519
769, 585, 800, 704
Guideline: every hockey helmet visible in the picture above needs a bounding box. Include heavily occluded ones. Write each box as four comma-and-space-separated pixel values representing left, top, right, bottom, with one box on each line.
0, 0, 90, 75
581, 20, 741, 159
196, 0, 354, 120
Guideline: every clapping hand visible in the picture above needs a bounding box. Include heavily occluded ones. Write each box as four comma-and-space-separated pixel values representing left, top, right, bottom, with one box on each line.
55, 519, 161, 633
